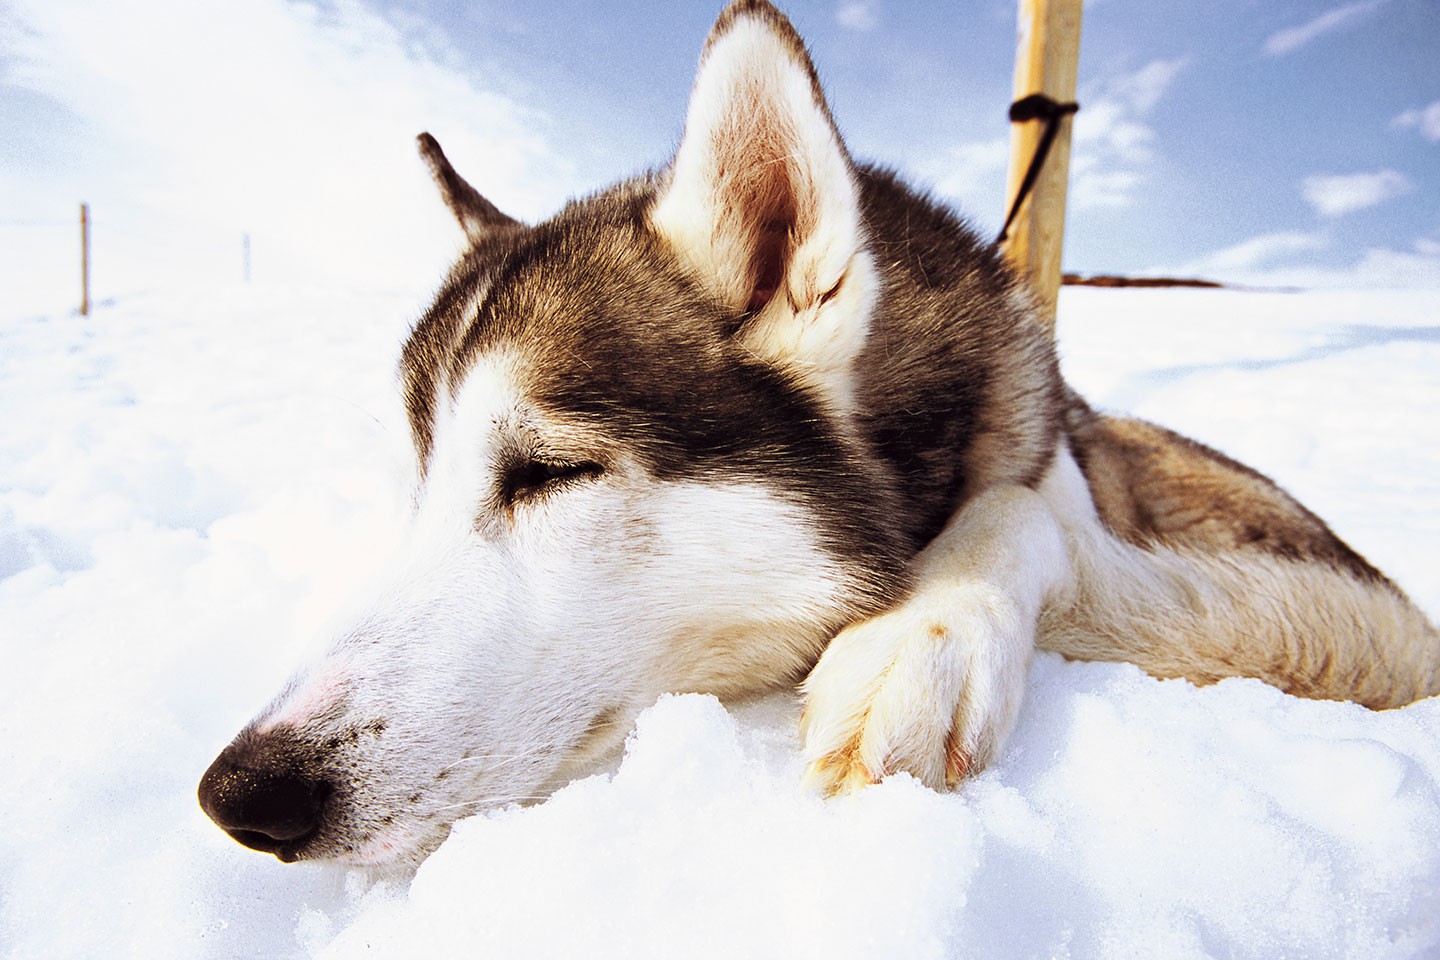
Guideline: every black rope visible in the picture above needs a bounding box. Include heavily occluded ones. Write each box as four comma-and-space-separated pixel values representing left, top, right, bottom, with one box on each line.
996, 93, 1080, 244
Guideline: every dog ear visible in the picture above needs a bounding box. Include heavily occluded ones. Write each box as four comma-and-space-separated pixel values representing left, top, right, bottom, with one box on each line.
417, 133, 521, 242
651, 1, 875, 406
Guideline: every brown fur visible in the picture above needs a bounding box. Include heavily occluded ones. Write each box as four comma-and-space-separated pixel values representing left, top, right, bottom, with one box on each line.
1064, 391, 1390, 585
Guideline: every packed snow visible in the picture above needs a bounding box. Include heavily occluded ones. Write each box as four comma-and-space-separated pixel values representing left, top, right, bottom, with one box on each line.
2, 282, 1438, 959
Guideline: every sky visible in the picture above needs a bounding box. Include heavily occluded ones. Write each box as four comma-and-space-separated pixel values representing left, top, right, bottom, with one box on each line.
2, 0, 1438, 311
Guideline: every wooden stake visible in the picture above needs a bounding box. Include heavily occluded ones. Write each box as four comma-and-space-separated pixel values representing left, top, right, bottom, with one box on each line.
1002, 0, 1082, 331
80, 202, 91, 317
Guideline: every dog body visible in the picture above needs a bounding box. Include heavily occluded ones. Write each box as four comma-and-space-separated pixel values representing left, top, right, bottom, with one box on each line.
199, 1, 1439, 867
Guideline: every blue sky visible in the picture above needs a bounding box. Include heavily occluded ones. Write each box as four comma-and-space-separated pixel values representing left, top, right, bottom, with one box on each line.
2, 0, 1438, 306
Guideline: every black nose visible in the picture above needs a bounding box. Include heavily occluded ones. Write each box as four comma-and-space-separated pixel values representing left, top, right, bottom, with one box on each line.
197, 732, 329, 862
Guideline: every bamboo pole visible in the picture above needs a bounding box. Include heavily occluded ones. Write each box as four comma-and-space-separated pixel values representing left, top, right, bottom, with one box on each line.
80, 202, 91, 317
1001, 0, 1082, 331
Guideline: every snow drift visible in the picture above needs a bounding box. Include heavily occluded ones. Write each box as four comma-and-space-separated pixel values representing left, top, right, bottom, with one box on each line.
1, 284, 1438, 959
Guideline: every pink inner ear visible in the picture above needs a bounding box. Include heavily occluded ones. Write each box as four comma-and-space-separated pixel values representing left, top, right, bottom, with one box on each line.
748, 220, 790, 311
731, 140, 799, 312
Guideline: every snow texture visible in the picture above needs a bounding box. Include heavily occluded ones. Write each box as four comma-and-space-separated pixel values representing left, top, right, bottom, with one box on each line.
2, 284, 1438, 959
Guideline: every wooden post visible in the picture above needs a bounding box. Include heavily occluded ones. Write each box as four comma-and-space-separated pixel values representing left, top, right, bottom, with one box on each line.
1002, 0, 1082, 331
80, 202, 91, 316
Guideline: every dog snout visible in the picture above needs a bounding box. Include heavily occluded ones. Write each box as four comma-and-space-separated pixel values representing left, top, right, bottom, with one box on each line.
197, 730, 330, 862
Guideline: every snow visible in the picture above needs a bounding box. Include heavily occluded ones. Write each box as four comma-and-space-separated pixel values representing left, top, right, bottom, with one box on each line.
2, 282, 1438, 959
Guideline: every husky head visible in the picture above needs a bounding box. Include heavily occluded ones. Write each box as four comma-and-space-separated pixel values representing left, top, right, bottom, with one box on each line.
198, 1, 916, 868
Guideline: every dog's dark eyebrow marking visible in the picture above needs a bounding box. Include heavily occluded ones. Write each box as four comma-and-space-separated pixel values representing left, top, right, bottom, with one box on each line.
402, 261, 479, 471
401, 226, 531, 473
448, 229, 568, 386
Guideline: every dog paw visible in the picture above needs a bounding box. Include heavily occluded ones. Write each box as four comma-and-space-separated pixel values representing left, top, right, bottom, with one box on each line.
799, 587, 1030, 797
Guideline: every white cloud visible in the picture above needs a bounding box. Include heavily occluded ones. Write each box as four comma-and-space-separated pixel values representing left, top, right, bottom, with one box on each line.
836, 1, 879, 32
1067, 162, 1144, 211
912, 137, 1011, 225
1068, 57, 1188, 210
919, 56, 1189, 220
1114, 58, 1189, 114
1165, 231, 1330, 276
1343, 243, 1440, 287
918, 57, 1188, 219
1, 0, 580, 300
1302, 170, 1414, 217
1263, 0, 1387, 56
1151, 231, 1440, 289
1392, 102, 1440, 142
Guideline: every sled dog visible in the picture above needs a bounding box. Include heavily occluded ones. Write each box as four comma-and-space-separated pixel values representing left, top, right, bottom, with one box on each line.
199, 0, 1439, 867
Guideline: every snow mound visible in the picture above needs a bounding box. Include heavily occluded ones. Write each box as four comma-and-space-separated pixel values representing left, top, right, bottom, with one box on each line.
1, 285, 1438, 959
321, 683, 1440, 960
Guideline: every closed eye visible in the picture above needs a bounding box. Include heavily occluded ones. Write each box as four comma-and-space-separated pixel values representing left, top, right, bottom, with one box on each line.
501, 458, 604, 505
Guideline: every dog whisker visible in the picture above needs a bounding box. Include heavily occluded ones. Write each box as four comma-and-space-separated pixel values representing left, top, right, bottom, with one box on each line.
432, 795, 550, 813
441, 753, 539, 772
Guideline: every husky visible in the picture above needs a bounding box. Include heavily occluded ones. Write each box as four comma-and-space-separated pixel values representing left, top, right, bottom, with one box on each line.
198, 0, 1439, 867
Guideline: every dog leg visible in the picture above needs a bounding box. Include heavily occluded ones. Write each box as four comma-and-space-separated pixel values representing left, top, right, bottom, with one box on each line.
1035, 447, 1440, 710
800, 482, 1073, 795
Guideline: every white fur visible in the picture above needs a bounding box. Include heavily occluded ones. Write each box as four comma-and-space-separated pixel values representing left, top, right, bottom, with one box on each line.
253, 350, 866, 866
802, 465, 1072, 793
